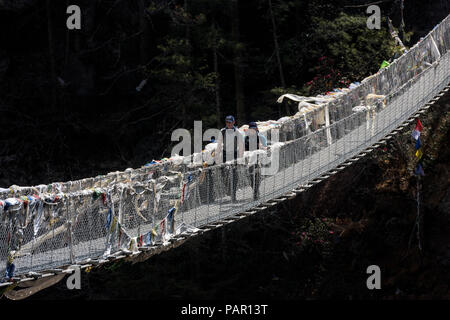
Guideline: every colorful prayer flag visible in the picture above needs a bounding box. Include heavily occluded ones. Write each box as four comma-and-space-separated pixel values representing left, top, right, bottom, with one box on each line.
110, 216, 117, 232
414, 163, 425, 176
415, 119, 423, 132
411, 129, 420, 140
118, 223, 122, 247
128, 238, 135, 251
5, 262, 15, 279
146, 232, 152, 245
160, 219, 165, 235
168, 207, 175, 221
412, 118, 425, 177
411, 119, 423, 140
105, 208, 112, 229
167, 207, 176, 234
181, 184, 186, 203
380, 60, 390, 69
415, 148, 423, 159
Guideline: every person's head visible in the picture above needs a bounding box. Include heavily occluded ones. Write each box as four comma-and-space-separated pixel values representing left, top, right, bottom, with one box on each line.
248, 121, 258, 133
225, 115, 235, 129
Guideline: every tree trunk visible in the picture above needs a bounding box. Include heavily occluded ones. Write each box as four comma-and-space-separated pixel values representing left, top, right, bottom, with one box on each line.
138, 0, 149, 64
64, 0, 70, 69
269, 0, 286, 88
213, 41, 222, 128
182, 103, 187, 128
184, 0, 190, 40
399, 0, 405, 44
268, 0, 288, 114
182, 0, 190, 128
46, 0, 57, 111
231, 0, 246, 125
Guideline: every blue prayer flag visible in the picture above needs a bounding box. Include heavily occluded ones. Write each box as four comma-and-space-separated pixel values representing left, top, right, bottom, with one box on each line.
145, 232, 152, 245
414, 163, 425, 176
105, 208, 112, 229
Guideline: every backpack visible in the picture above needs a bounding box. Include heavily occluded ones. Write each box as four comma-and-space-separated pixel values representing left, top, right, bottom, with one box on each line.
244, 134, 260, 152
221, 127, 239, 159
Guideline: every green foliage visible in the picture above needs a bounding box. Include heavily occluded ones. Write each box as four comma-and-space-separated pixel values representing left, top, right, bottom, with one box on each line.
145, 3, 398, 129
293, 217, 334, 254
288, 12, 397, 95
311, 13, 395, 80
147, 37, 216, 124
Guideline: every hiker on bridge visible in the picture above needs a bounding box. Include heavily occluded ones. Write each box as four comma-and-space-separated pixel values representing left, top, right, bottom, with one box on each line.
215, 115, 244, 202
245, 121, 267, 200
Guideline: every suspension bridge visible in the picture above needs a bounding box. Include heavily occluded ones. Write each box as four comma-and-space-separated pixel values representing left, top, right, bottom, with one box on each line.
1, 13, 449, 292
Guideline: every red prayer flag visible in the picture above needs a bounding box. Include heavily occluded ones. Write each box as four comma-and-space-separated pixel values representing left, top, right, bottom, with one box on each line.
160, 219, 165, 236
415, 119, 423, 132
181, 184, 186, 203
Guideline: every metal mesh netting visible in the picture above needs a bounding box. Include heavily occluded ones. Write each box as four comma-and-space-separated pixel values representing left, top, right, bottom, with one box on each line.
1, 14, 450, 277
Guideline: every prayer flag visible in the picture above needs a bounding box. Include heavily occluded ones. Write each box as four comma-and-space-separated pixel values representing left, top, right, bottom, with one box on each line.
411, 129, 420, 140
415, 148, 423, 159
415, 119, 423, 132
414, 163, 425, 176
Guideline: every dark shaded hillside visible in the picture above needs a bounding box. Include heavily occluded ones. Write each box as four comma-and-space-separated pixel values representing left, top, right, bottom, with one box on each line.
27, 92, 450, 300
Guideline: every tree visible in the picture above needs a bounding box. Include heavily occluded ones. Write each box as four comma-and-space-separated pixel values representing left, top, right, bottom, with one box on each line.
206, 21, 226, 127
268, 0, 286, 90
299, 12, 395, 95
231, 0, 246, 125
